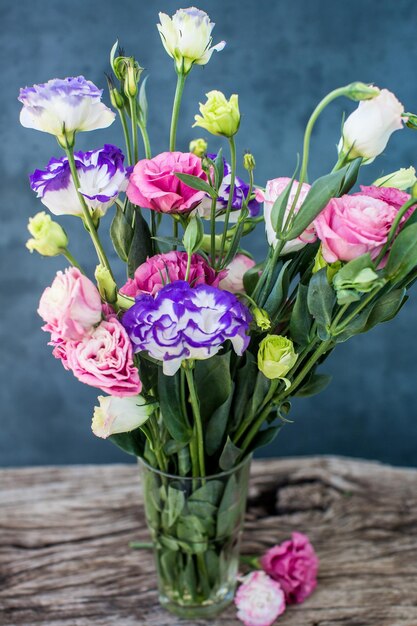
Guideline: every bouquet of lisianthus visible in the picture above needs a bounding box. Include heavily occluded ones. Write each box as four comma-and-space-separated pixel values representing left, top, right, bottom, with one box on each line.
20, 6, 417, 620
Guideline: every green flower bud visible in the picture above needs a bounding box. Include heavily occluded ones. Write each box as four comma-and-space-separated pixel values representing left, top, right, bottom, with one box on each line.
106, 74, 125, 111
313, 246, 342, 283
333, 254, 386, 305
404, 112, 417, 130
253, 308, 271, 331
373, 167, 417, 191
193, 91, 240, 138
26, 211, 68, 256
183, 215, 204, 254
346, 82, 380, 101
95, 264, 117, 304
243, 152, 256, 171
189, 138, 208, 157
258, 335, 297, 381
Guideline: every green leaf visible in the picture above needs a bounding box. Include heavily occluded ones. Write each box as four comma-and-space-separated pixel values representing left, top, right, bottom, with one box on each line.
290, 284, 312, 347
109, 428, 146, 457
189, 481, 223, 506
127, 208, 153, 277
285, 165, 350, 240
165, 486, 185, 527
164, 439, 189, 456
295, 373, 332, 397
271, 174, 296, 233
232, 352, 258, 428
194, 353, 232, 422
136, 355, 158, 393
183, 215, 204, 254
243, 262, 263, 296
249, 372, 270, 418
263, 260, 291, 317
216, 475, 241, 538
181, 555, 197, 599
138, 75, 149, 126
110, 205, 133, 262
247, 425, 282, 453
214, 149, 224, 189
159, 549, 178, 586
205, 550, 220, 587
307, 268, 335, 339
158, 369, 192, 443
335, 305, 373, 342
174, 172, 217, 199
187, 500, 217, 520
363, 288, 406, 331
205, 384, 235, 457
176, 515, 207, 544
385, 222, 417, 282
338, 157, 362, 195
219, 436, 242, 471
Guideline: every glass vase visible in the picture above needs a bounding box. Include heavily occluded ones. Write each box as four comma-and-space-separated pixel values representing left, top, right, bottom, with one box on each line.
139, 455, 251, 618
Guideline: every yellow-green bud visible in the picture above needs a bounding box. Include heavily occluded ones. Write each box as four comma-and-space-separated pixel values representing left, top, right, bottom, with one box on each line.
243, 153, 256, 171
346, 82, 380, 101
193, 90, 240, 138
253, 308, 271, 331
312, 246, 342, 283
106, 74, 125, 110
257, 335, 297, 381
26, 211, 68, 256
189, 138, 208, 157
95, 264, 117, 304
373, 167, 417, 191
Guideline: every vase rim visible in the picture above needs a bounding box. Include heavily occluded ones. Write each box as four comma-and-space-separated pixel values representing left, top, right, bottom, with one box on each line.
137, 453, 252, 480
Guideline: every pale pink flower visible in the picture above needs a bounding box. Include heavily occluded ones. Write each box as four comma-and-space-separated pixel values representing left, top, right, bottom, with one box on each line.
261, 532, 319, 604
219, 254, 255, 293
92, 395, 153, 439
314, 194, 398, 263
235, 571, 286, 626
38, 267, 102, 341
127, 151, 208, 214
263, 177, 315, 254
65, 317, 141, 396
120, 251, 225, 297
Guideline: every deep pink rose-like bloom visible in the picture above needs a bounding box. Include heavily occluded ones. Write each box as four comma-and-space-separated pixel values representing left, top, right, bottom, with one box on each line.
38, 267, 102, 342
234, 571, 286, 626
314, 194, 398, 263
357, 185, 411, 211
65, 317, 141, 396
120, 251, 225, 298
127, 151, 208, 214
261, 532, 319, 604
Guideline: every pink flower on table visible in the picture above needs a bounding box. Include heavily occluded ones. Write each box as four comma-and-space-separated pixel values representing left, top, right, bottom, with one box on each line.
120, 251, 225, 298
261, 532, 319, 604
219, 254, 256, 293
235, 571, 286, 626
38, 267, 102, 342
314, 194, 399, 263
263, 177, 316, 255
64, 317, 141, 396
127, 151, 208, 214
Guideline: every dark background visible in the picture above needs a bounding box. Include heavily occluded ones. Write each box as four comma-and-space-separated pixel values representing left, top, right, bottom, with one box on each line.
2, 0, 417, 467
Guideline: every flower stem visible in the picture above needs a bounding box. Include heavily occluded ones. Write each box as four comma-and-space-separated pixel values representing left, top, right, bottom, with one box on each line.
184, 365, 205, 477
64, 145, 115, 280
61, 249, 83, 272
217, 137, 237, 268
129, 97, 139, 163
139, 123, 152, 159
210, 195, 217, 266
169, 72, 186, 151
118, 109, 133, 165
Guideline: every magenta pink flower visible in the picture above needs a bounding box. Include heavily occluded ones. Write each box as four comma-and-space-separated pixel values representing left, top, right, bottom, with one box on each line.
120, 251, 225, 298
219, 253, 256, 293
127, 151, 208, 214
261, 532, 319, 604
314, 194, 399, 263
38, 267, 102, 342
64, 317, 141, 396
235, 571, 286, 626
357, 185, 411, 212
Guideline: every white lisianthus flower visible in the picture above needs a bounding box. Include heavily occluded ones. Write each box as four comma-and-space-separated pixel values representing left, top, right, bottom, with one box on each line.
92, 395, 155, 439
18, 76, 115, 146
373, 166, 417, 191
338, 88, 405, 163
157, 8, 225, 74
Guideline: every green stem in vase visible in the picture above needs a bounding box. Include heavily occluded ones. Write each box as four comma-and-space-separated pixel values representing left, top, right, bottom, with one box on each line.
169, 71, 187, 151
184, 364, 206, 477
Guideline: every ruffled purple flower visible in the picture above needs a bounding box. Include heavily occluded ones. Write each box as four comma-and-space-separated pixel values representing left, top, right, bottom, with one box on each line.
18, 76, 115, 143
30, 145, 129, 217
122, 280, 251, 376
197, 153, 261, 220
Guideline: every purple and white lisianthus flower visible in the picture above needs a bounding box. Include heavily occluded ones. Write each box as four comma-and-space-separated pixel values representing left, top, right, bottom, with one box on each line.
196, 153, 261, 221
18, 76, 115, 146
30, 144, 129, 218
122, 280, 251, 376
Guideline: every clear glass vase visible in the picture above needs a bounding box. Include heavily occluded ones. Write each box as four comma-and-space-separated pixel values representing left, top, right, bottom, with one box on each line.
139, 455, 251, 618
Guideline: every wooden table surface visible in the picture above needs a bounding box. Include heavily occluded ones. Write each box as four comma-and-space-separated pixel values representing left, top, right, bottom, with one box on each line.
1, 457, 417, 626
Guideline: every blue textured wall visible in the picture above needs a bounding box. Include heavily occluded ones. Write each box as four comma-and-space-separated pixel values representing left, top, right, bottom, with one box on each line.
2, 0, 417, 467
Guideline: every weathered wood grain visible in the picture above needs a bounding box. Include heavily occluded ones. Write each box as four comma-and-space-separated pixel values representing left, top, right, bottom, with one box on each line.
1, 457, 417, 625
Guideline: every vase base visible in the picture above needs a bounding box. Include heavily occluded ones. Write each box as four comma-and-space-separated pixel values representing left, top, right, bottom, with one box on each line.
160, 592, 234, 619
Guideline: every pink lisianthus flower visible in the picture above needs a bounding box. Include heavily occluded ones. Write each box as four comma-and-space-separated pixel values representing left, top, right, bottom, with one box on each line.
262, 177, 316, 255
38, 267, 102, 342
219, 254, 256, 293
63, 317, 141, 396
261, 532, 319, 604
314, 194, 399, 263
235, 571, 286, 626
127, 151, 208, 214
120, 251, 225, 297
357, 185, 412, 214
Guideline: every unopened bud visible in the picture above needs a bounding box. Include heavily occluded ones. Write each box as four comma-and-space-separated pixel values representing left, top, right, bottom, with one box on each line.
95, 265, 117, 303
26, 211, 68, 256
243, 152, 256, 171
106, 74, 125, 110
253, 307, 271, 331
189, 138, 208, 157
346, 82, 380, 101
